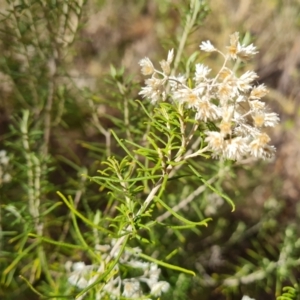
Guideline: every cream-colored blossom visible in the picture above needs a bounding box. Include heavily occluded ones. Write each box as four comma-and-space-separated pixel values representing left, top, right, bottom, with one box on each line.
262, 112, 280, 127
160, 59, 170, 75
150, 281, 170, 297
217, 68, 238, 102
126, 259, 149, 269
102, 277, 121, 298
252, 112, 279, 127
233, 123, 256, 137
68, 274, 88, 289
67, 262, 95, 289
250, 84, 268, 99
139, 57, 155, 76
139, 77, 166, 104
227, 32, 239, 59
167, 49, 174, 64
251, 143, 276, 159
236, 71, 258, 91
219, 67, 234, 81
223, 137, 249, 160
200, 40, 216, 52
237, 43, 258, 61
173, 89, 199, 108
194, 84, 206, 96
236, 95, 247, 102
194, 63, 211, 83
221, 105, 235, 122
141, 263, 161, 288
218, 83, 236, 103
205, 131, 225, 154
249, 133, 275, 159
195, 98, 220, 121
249, 100, 266, 111
219, 120, 232, 136
122, 279, 141, 298
252, 113, 265, 127
169, 75, 186, 91
227, 32, 258, 61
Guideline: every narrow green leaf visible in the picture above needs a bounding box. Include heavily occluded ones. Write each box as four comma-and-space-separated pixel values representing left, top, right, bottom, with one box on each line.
125, 139, 157, 152
19, 275, 45, 298
57, 191, 114, 235
135, 100, 153, 120
110, 130, 144, 169
90, 177, 127, 193
27, 234, 87, 250
148, 131, 169, 146
146, 135, 160, 151
135, 235, 152, 244
156, 175, 169, 199
92, 174, 162, 183
41, 201, 63, 217
71, 208, 101, 262
20, 275, 74, 299
4, 240, 39, 275
137, 251, 195, 276
155, 196, 211, 227
110, 64, 116, 77
165, 249, 179, 261
282, 287, 297, 294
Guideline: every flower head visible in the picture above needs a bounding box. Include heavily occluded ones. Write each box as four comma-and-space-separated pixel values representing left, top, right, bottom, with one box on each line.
122, 279, 141, 298
250, 84, 269, 99
223, 137, 249, 161
237, 43, 258, 61
249, 132, 275, 159
167, 49, 174, 64
139, 57, 155, 76
227, 32, 258, 61
150, 281, 170, 297
195, 98, 221, 122
227, 32, 240, 59
200, 40, 216, 52
252, 112, 279, 127
236, 71, 259, 91
139, 77, 167, 104
194, 63, 211, 83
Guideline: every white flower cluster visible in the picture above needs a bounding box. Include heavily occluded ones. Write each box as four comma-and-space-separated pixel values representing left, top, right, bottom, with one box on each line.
0, 150, 11, 186
66, 243, 170, 299
139, 32, 279, 161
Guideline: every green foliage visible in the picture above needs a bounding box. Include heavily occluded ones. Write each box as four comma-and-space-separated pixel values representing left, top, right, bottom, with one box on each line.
277, 285, 299, 300
0, 1, 297, 300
